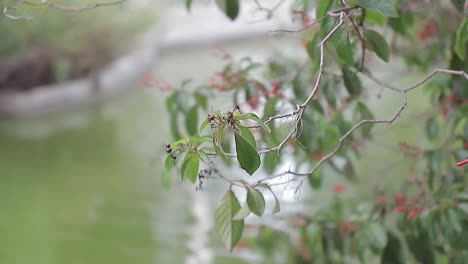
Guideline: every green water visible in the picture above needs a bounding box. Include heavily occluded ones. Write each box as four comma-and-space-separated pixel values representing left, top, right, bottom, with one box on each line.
0, 93, 186, 263
0, 40, 296, 264
0, 38, 429, 264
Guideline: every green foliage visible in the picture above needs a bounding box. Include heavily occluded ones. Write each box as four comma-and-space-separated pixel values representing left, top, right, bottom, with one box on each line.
246, 187, 266, 216
216, 0, 240, 20
161, 0, 468, 261
364, 29, 390, 62
455, 19, 468, 60
215, 190, 244, 251
356, 0, 398, 17
0, 1, 152, 58
235, 132, 261, 175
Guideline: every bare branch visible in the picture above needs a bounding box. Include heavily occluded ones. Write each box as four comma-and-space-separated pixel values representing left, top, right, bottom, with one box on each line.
3, 0, 128, 19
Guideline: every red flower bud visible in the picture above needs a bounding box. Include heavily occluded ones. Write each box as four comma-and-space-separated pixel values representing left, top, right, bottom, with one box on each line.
456, 159, 468, 167
394, 206, 407, 213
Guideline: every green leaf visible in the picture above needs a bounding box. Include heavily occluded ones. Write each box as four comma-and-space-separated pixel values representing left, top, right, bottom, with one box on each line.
321, 126, 340, 154
363, 9, 385, 25
214, 191, 244, 251
238, 113, 271, 133
316, 0, 335, 18
263, 98, 278, 142
364, 29, 390, 62
198, 150, 210, 164
425, 117, 439, 140
195, 92, 208, 110
451, 0, 465, 13
214, 123, 226, 144
235, 133, 261, 175
185, 0, 192, 11
214, 143, 231, 164
323, 81, 337, 108
181, 152, 199, 183
381, 231, 405, 264
308, 169, 323, 189
170, 111, 182, 140
406, 226, 435, 264
364, 223, 387, 250
388, 11, 414, 36
215, 0, 240, 20
257, 183, 280, 214
455, 19, 468, 60
356, 0, 399, 17
185, 106, 198, 136
263, 151, 279, 174
199, 118, 209, 133
447, 208, 462, 232
355, 102, 375, 137
247, 187, 266, 216
164, 154, 174, 171
165, 92, 177, 112
233, 202, 251, 220
342, 67, 362, 98
239, 126, 257, 149
306, 41, 318, 61
335, 38, 355, 66
306, 223, 321, 248
458, 202, 468, 216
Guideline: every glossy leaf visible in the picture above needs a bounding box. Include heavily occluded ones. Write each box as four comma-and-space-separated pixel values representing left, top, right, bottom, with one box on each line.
247, 187, 266, 216
235, 133, 261, 175
215, 0, 240, 20
342, 67, 362, 98
356, 0, 399, 17
185, 106, 198, 136
364, 29, 390, 62
214, 191, 244, 251
181, 152, 199, 183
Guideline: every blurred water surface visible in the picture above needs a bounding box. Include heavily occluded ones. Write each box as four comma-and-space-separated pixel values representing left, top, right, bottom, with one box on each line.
0, 38, 304, 264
